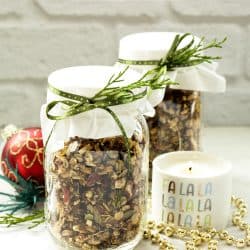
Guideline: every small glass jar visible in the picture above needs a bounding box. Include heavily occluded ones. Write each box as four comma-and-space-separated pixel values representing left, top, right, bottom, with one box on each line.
41, 66, 149, 250
118, 32, 226, 178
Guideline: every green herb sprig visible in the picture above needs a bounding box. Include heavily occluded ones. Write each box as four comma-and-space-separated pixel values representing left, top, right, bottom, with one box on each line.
47, 65, 172, 121
46, 66, 174, 174
159, 33, 227, 70
0, 210, 45, 228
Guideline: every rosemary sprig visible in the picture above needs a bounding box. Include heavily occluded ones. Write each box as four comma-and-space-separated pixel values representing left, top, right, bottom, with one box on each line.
159, 33, 227, 70
93, 66, 128, 99
47, 66, 174, 175
0, 210, 45, 228
91, 66, 171, 104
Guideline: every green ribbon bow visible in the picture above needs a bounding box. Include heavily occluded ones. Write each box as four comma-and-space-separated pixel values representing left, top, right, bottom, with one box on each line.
46, 84, 147, 121
45, 66, 172, 172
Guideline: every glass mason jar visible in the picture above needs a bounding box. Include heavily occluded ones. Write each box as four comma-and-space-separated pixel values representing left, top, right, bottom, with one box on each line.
118, 32, 226, 178
41, 66, 149, 250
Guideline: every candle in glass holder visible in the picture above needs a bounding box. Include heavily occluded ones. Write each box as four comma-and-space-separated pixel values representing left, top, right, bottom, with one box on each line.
152, 151, 232, 230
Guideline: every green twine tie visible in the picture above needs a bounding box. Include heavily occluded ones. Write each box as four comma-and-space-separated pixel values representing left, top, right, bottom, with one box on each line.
46, 81, 148, 173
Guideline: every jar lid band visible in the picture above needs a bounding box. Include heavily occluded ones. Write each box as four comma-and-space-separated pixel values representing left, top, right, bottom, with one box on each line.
118, 58, 159, 66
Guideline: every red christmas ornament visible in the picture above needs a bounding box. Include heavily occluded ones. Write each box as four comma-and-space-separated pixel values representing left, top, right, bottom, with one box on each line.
1, 127, 44, 185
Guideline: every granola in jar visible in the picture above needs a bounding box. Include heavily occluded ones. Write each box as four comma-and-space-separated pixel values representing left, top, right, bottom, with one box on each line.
46, 132, 147, 249
147, 89, 201, 171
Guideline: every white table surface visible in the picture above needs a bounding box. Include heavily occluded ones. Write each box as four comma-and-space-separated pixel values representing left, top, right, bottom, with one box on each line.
0, 127, 250, 250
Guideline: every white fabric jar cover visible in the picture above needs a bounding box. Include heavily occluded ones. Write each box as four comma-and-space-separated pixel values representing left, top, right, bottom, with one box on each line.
40, 66, 156, 153
117, 32, 226, 106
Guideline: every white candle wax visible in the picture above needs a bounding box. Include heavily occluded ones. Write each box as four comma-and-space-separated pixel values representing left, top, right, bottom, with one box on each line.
152, 151, 232, 230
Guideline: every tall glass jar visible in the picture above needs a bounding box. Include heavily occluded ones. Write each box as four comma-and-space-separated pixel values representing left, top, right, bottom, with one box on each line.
40, 66, 149, 250
118, 32, 226, 178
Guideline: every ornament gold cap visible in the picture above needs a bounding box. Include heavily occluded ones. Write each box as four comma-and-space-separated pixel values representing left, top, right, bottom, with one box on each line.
1, 124, 18, 140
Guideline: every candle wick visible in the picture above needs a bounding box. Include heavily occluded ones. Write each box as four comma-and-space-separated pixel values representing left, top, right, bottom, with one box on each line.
189, 167, 192, 172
